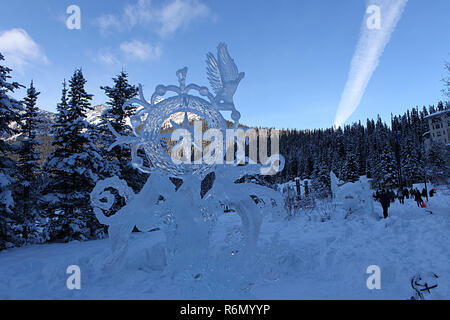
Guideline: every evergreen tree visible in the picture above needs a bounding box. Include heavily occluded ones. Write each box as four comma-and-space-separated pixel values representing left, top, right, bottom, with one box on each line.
400, 134, 423, 186
373, 146, 398, 188
99, 71, 144, 192
15, 81, 44, 244
365, 119, 377, 178
0, 53, 23, 250
311, 160, 331, 198
425, 140, 449, 184
340, 150, 360, 183
100, 70, 139, 132
43, 70, 106, 242
331, 128, 345, 179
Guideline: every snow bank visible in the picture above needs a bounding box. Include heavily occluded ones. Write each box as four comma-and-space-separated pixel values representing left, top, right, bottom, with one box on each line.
0, 190, 448, 299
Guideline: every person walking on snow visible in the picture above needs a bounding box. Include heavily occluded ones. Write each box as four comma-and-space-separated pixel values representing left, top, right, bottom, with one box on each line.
389, 189, 395, 203
421, 188, 427, 198
415, 191, 423, 207
379, 190, 391, 219
397, 189, 404, 204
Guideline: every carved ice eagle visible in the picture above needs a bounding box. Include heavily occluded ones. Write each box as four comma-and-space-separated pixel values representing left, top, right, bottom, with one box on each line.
206, 43, 245, 116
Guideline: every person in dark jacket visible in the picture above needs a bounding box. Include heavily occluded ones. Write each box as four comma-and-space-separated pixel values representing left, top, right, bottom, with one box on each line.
415, 191, 423, 207
421, 188, 427, 198
379, 190, 391, 219
389, 189, 395, 203
397, 189, 404, 204
404, 188, 409, 199
429, 188, 435, 197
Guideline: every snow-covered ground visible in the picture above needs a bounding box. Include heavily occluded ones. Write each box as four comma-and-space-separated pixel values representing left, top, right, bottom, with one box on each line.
1, 188, 449, 300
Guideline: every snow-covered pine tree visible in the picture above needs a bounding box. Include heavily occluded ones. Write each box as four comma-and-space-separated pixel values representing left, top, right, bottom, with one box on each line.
355, 122, 367, 177
0, 53, 24, 250
421, 106, 429, 133
14, 81, 45, 245
42, 70, 106, 242
340, 148, 360, 183
365, 119, 376, 178
425, 140, 449, 185
373, 145, 398, 189
311, 160, 331, 198
331, 127, 345, 179
101, 70, 138, 131
99, 70, 145, 192
400, 132, 423, 186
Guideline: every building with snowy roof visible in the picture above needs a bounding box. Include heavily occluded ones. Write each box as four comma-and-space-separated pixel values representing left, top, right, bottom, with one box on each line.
423, 109, 450, 151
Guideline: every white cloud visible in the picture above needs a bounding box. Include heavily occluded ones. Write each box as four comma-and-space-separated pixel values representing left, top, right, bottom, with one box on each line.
96, 50, 121, 65
124, 0, 154, 28
96, 14, 121, 34
120, 40, 161, 61
98, 0, 212, 37
0, 28, 49, 71
157, 0, 210, 37
334, 0, 408, 128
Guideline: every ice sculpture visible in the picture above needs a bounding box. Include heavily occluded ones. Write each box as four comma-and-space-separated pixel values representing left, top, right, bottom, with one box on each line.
90, 43, 285, 273
206, 42, 245, 124
330, 171, 374, 219
410, 272, 440, 300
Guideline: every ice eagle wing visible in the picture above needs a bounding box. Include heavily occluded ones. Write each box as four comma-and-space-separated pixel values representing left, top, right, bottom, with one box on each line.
206, 52, 222, 95
217, 42, 239, 82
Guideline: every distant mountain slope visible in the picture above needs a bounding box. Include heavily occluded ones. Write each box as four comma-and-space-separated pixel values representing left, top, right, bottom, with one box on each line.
2, 104, 242, 163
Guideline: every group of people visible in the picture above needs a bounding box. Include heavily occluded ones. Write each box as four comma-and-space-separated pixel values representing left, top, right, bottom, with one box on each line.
373, 187, 436, 219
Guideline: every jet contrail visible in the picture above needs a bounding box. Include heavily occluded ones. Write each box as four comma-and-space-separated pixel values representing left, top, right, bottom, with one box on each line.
334, 0, 408, 128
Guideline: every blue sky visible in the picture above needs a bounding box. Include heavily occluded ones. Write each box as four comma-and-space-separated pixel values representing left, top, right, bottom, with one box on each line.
0, 0, 449, 129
